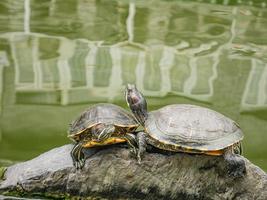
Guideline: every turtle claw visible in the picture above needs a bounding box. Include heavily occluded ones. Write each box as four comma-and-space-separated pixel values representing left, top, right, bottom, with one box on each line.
129, 149, 136, 157
74, 161, 80, 170
74, 159, 85, 170
131, 148, 138, 156
79, 159, 85, 168
75, 156, 85, 170
81, 157, 85, 163
129, 148, 142, 164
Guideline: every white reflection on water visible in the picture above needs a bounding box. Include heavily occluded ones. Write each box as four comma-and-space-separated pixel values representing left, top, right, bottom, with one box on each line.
5, 33, 221, 104
241, 59, 267, 111
24, 0, 30, 34
0, 51, 9, 115
0, 1, 265, 112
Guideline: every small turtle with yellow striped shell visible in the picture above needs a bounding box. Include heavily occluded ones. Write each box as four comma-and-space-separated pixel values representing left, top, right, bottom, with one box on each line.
125, 84, 246, 178
68, 103, 139, 169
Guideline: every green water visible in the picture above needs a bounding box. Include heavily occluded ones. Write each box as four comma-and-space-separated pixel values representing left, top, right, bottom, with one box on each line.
0, 0, 266, 173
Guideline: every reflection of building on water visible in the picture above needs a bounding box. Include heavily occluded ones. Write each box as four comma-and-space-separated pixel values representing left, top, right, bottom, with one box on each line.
0, 0, 266, 109
0, 0, 254, 105
0, 51, 10, 114
6, 32, 219, 105
241, 59, 267, 111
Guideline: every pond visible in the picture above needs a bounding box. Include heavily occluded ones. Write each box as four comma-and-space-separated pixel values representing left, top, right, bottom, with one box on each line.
0, 0, 267, 173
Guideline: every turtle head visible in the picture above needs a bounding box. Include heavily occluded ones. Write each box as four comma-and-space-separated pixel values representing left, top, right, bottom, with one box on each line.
125, 84, 148, 126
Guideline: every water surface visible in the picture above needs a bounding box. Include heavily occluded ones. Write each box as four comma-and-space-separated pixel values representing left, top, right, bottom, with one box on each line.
0, 0, 267, 171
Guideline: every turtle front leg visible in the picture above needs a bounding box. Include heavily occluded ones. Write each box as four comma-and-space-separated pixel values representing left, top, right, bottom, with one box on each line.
136, 131, 147, 163
223, 146, 246, 178
124, 133, 139, 156
70, 142, 85, 169
125, 131, 148, 163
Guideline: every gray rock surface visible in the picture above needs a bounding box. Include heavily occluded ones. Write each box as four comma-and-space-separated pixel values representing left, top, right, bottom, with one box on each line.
0, 144, 266, 200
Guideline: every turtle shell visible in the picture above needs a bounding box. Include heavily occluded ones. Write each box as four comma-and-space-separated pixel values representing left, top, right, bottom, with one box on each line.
69, 103, 138, 137
145, 104, 243, 152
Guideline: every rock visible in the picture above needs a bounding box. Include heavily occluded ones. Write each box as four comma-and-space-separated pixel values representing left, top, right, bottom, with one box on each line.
0, 144, 266, 200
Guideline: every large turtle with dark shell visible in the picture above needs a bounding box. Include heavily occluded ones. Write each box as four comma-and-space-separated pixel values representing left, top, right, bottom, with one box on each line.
68, 103, 139, 169
125, 84, 246, 178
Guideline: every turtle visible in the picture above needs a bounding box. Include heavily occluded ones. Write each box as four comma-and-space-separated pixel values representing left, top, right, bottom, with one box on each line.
125, 84, 246, 178
68, 103, 139, 169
